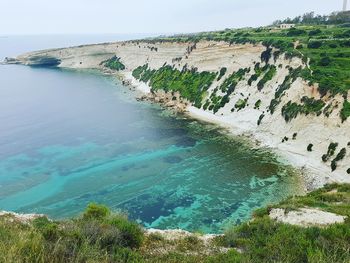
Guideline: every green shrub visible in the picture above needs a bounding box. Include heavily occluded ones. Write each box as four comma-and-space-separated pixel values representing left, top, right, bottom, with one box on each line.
307, 41, 323, 49
322, 142, 339, 162
133, 64, 216, 107
257, 65, 276, 90
103, 56, 126, 71
257, 114, 265, 125
340, 100, 350, 122
308, 29, 322, 36
331, 148, 347, 172
217, 67, 227, 81
235, 98, 248, 111
261, 47, 272, 64
112, 247, 143, 262
248, 74, 258, 86
319, 56, 331, 66
286, 28, 306, 36
33, 217, 59, 241
83, 203, 111, 220
107, 215, 144, 249
292, 133, 297, 140
307, 144, 314, 152
281, 97, 325, 122
254, 99, 262, 110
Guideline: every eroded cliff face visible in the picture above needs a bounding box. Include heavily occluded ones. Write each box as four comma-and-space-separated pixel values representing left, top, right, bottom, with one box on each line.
11, 40, 350, 188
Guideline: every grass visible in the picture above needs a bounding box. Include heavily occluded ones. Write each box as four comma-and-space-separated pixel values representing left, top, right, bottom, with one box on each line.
0, 203, 144, 263
1, 184, 350, 262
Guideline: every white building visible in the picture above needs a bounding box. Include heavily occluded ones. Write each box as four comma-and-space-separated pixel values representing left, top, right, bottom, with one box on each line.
279, 24, 296, 29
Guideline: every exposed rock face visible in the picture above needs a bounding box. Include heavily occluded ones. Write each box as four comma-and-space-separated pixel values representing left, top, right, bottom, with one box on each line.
7, 40, 350, 189
269, 208, 346, 227
0, 211, 45, 224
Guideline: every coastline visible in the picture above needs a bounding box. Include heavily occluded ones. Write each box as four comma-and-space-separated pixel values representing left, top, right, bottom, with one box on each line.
7, 39, 350, 192
119, 70, 344, 192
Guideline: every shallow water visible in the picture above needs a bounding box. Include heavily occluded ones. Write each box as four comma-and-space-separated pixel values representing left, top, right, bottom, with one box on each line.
0, 36, 302, 233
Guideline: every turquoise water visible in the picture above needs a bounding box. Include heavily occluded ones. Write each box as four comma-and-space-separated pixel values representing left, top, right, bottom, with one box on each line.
0, 36, 301, 233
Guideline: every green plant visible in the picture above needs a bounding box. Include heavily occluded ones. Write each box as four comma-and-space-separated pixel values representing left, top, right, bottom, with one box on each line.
107, 215, 144, 248
83, 203, 111, 220
257, 114, 265, 125
340, 100, 350, 122
307, 144, 313, 152
217, 67, 227, 81
307, 41, 323, 49
257, 65, 276, 90
331, 148, 347, 172
235, 98, 248, 111
322, 142, 339, 162
103, 56, 126, 71
254, 99, 262, 109
282, 97, 325, 122
133, 64, 216, 107
292, 133, 297, 140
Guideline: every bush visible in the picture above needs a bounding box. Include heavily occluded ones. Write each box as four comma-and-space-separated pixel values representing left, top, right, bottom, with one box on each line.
319, 56, 331, 66
235, 98, 248, 111
331, 148, 347, 172
286, 28, 306, 36
254, 99, 262, 109
257, 114, 265, 125
107, 215, 144, 249
33, 217, 59, 241
103, 56, 126, 71
217, 67, 227, 81
257, 65, 276, 90
261, 47, 272, 64
307, 144, 314, 152
308, 29, 322, 36
112, 247, 143, 262
307, 41, 323, 49
282, 97, 325, 122
322, 142, 339, 162
133, 64, 216, 107
340, 100, 350, 122
83, 203, 111, 220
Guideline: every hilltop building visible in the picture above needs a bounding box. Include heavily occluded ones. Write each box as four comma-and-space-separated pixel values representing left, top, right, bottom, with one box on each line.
279, 24, 295, 29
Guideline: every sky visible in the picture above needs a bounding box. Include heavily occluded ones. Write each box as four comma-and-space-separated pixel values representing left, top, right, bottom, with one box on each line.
0, 0, 342, 35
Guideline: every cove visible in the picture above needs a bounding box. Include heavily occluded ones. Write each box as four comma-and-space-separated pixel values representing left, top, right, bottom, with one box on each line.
0, 64, 302, 233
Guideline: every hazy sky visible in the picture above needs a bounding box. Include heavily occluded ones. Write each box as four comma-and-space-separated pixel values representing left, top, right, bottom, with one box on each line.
0, 0, 342, 35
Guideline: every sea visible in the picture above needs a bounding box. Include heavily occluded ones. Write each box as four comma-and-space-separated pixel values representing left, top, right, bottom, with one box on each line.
0, 34, 301, 233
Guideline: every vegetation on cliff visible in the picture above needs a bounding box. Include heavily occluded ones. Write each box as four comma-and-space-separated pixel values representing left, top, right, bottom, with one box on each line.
103, 56, 126, 71
1, 184, 349, 262
132, 64, 216, 107
144, 12, 350, 120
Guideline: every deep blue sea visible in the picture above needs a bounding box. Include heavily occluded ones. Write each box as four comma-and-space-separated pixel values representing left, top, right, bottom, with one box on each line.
0, 35, 301, 233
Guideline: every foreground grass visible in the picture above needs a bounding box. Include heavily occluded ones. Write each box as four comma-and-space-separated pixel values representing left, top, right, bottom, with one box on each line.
0, 184, 349, 262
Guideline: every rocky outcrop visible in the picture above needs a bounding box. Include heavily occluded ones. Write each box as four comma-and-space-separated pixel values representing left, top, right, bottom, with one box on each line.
269, 208, 346, 227
0, 211, 45, 224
